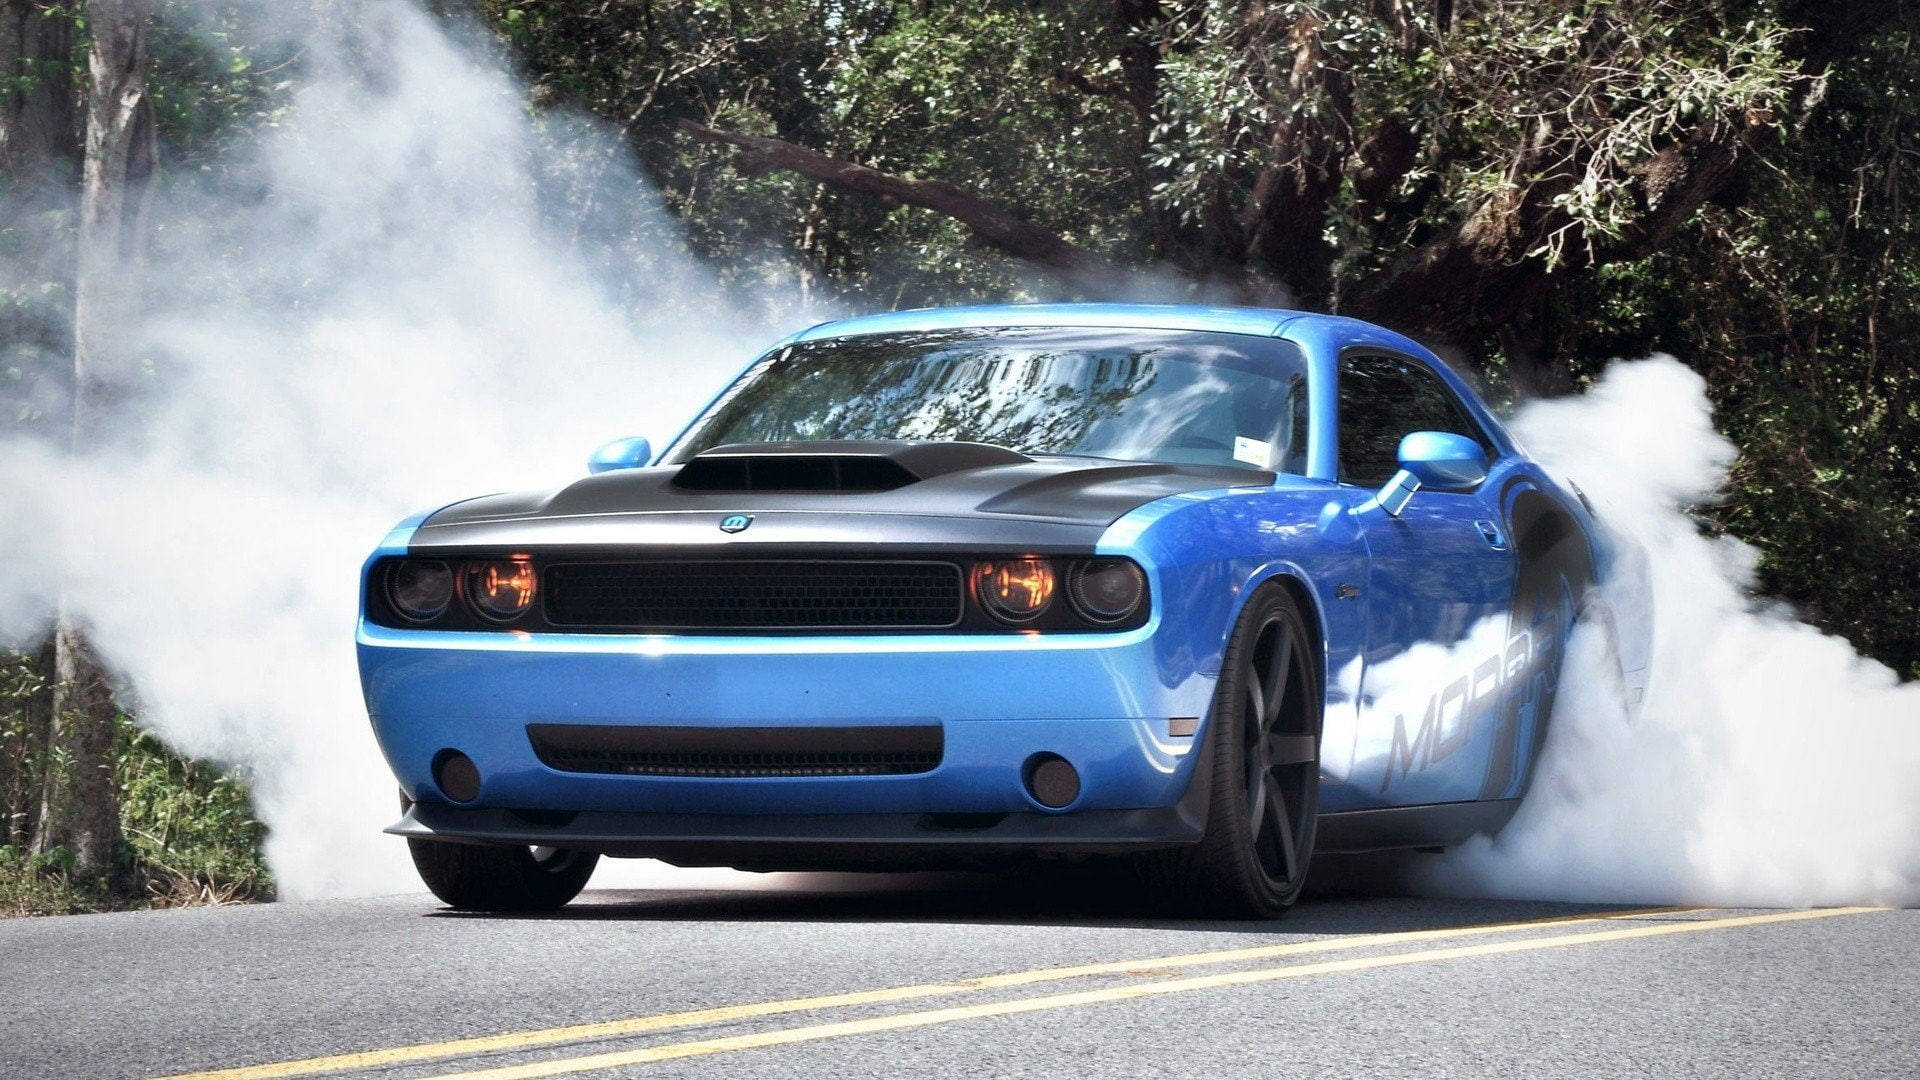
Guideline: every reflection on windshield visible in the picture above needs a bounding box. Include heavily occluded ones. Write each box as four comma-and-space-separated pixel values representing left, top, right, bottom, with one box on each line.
669, 327, 1310, 472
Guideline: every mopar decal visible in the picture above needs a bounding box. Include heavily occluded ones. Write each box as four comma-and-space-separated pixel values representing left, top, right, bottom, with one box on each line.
719, 514, 753, 533
1380, 606, 1564, 793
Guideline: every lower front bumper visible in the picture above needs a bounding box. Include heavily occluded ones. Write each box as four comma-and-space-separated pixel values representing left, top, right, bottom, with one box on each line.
388, 764, 1213, 870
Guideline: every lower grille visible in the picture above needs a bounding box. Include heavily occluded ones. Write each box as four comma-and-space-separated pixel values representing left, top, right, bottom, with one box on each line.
542, 560, 963, 631
527, 723, 945, 778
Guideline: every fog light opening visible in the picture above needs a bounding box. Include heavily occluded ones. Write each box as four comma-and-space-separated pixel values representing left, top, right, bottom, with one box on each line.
433, 750, 482, 804
1023, 753, 1081, 809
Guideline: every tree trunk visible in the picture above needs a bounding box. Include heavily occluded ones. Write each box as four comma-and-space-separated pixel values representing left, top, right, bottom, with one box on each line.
2, 5, 81, 861
31, 0, 154, 884
34, 608, 121, 875
0, 1, 80, 191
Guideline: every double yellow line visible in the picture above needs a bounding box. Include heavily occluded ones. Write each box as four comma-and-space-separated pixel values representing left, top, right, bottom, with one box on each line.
166, 905, 1885, 1080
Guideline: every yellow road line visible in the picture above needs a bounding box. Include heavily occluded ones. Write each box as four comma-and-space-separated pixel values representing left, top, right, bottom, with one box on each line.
427, 907, 1888, 1080
160, 906, 1677, 1080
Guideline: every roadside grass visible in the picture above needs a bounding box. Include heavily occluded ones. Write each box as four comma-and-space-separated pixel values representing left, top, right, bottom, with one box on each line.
3, 650, 272, 916
115, 722, 274, 908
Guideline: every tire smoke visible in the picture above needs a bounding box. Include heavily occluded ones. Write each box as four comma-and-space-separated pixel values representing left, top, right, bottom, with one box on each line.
1429, 358, 1920, 906
0, 1, 818, 896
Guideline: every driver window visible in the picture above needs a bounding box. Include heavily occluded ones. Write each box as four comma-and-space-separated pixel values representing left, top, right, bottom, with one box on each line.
1338, 354, 1490, 488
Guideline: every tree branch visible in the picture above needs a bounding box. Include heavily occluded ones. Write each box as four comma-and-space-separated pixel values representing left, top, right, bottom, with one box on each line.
1347, 1, 1916, 364
1055, 68, 1129, 98
1235, 11, 1352, 305
679, 121, 1128, 294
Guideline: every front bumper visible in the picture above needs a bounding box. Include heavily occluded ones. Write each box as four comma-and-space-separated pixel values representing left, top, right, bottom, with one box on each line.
388, 787, 1212, 868
358, 620, 1218, 839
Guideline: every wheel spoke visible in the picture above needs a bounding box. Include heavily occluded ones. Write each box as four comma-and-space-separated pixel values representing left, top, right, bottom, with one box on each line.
1264, 772, 1298, 881
1246, 763, 1268, 843
1244, 662, 1267, 728
1266, 734, 1317, 767
1262, 625, 1292, 723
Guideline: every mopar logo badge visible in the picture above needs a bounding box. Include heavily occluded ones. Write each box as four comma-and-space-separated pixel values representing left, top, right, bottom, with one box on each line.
719, 514, 753, 534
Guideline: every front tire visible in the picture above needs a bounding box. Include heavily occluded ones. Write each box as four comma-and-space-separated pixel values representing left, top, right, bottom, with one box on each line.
1142, 582, 1322, 918
408, 838, 598, 912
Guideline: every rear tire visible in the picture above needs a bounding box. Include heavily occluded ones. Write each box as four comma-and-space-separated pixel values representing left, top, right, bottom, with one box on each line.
408, 838, 598, 912
1138, 582, 1322, 918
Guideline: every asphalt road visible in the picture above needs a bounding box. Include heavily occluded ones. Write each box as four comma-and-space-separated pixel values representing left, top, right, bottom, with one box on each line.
2, 868, 1913, 1080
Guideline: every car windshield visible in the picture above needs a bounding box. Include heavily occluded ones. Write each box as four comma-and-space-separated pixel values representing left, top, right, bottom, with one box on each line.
666, 326, 1310, 472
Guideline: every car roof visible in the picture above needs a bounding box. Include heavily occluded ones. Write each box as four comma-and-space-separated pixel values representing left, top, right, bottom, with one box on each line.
788, 303, 1308, 342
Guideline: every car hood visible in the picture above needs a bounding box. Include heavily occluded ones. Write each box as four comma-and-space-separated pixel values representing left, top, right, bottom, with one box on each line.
407, 441, 1281, 554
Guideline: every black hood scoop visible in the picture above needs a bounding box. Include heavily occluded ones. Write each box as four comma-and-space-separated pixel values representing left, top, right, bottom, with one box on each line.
410, 439, 1281, 552
673, 440, 1032, 493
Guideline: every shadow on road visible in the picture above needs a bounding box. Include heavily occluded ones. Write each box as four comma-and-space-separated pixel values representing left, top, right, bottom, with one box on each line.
426, 853, 1622, 934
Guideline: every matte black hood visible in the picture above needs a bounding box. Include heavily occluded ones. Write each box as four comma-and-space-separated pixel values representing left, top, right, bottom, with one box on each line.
408, 441, 1275, 554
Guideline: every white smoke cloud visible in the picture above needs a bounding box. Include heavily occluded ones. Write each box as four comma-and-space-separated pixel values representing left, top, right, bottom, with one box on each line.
1432, 358, 1920, 907
0, 0, 820, 896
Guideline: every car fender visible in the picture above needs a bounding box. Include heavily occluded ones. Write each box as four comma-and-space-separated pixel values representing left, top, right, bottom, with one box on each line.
1101, 484, 1369, 782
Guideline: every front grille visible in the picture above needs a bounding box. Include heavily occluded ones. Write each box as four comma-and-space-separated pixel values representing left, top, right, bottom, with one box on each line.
527, 723, 944, 777
542, 560, 964, 630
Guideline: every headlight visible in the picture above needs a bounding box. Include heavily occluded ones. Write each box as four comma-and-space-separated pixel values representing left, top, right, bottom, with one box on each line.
385, 559, 454, 622
971, 558, 1056, 624
465, 558, 537, 621
1068, 559, 1147, 623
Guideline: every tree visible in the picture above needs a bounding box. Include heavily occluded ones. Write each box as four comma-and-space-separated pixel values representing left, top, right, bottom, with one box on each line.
2, 1, 77, 860
487, 0, 1920, 676
0, 1, 79, 188
678, 1, 1912, 391
31, 0, 155, 884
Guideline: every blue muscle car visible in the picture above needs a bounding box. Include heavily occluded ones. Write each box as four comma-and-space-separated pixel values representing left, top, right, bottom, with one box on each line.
358, 304, 1645, 917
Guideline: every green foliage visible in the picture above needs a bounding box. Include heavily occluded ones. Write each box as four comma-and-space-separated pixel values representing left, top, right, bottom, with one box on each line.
0, 844, 98, 917
148, 0, 302, 161
0, 651, 272, 917
1544, 24, 1920, 677
1149, 1, 1808, 278
476, 0, 1144, 306
114, 722, 273, 906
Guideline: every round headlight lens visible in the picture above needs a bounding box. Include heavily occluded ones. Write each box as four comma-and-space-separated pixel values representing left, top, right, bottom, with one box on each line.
465, 559, 537, 622
1068, 559, 1146, 623
972, 558, 1056, 624
386, 559, 454, 622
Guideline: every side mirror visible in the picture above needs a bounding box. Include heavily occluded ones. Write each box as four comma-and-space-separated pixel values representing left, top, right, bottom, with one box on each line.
1360, 431, 1488, 517
1399, 431, 1488, 491
588, 436, 653, 474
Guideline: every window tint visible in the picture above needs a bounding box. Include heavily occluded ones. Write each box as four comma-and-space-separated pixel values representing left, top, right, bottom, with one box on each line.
1338, 353, 1490, 487
668, 327, 1312, 473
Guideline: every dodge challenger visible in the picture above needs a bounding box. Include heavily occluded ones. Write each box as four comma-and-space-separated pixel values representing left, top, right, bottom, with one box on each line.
358, 303, 1646, 917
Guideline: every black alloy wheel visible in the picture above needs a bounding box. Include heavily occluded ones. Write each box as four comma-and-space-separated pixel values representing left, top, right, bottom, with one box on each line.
1139, 582, 1322, 917
408, 837, 599, 912
1240, 605, 1320, 894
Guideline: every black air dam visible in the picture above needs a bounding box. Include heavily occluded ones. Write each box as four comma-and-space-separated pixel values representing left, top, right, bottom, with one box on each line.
528, 723, 946, 778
